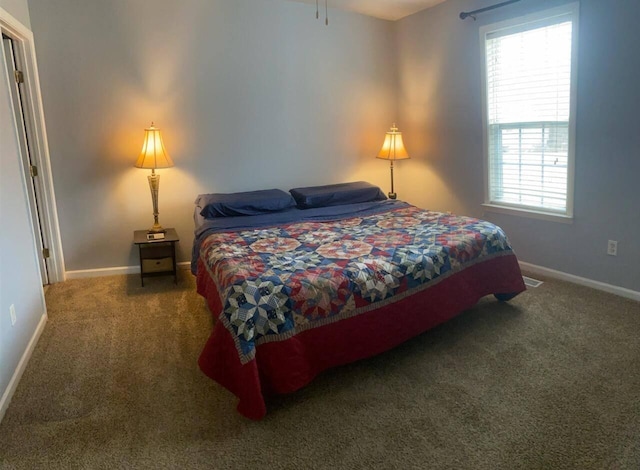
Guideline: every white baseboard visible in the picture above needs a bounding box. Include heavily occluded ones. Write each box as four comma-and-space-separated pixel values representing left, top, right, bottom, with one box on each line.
66, 261, 640, 300
0, 313, 47, 424
519, 261, 640, 302
65, 261, 191, 280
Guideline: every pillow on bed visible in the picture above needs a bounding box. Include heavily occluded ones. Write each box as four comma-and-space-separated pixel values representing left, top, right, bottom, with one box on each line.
289, 181, 386, 209
197, 189, 296, 218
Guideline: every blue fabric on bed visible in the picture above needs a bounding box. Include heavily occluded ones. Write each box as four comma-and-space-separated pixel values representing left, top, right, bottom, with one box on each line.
289, 181, 386, 209
197, 189, 296, 218
191, 199, 409, 274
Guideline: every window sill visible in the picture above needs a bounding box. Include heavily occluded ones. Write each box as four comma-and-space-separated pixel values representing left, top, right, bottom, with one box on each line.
482, 203, 574, 224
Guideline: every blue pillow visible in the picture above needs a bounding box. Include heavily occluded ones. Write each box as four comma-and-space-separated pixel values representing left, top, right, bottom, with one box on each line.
197, 189, 296, 218
289, 181, 387, 209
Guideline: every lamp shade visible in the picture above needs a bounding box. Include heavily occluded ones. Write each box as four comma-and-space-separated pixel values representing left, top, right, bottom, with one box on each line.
376, 123, 410, 161
134, 123, 174, 169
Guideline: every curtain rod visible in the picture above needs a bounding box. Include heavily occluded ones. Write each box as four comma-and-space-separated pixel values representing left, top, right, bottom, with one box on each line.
459, 0, 522, 20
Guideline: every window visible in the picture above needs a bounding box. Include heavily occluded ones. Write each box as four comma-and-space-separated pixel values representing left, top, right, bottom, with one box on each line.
480, 4, 579, 220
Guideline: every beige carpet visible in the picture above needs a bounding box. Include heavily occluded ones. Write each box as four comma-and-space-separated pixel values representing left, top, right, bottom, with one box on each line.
0, 271, 638, 469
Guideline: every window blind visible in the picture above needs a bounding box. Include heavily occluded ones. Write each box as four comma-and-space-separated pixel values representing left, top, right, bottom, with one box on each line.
485, 15, 574, 214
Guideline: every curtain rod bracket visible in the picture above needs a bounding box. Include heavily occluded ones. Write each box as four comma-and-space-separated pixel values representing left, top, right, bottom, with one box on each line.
460, 0, 522, 21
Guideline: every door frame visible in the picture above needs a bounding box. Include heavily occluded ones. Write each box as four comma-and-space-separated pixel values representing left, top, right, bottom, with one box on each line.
0, 7, 65, 283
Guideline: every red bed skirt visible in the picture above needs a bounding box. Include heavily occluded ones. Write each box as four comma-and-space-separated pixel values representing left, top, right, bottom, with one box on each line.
197, 254, 525, 420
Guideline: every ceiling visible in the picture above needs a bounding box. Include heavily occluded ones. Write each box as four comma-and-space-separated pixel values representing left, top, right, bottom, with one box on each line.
285, 0, 448, 21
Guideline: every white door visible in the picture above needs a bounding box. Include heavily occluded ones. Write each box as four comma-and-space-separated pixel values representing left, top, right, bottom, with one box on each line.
1, 32, 50, 285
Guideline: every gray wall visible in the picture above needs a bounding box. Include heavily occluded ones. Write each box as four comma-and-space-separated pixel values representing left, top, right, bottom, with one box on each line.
0, 0, 29, 28
26, 0, 640, 291
0, 0, 46, 415
397, 0, 640, 291
27, 0, 397, 271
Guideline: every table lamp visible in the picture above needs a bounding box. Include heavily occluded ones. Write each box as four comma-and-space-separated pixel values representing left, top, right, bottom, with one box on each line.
376, 123, 410, 199
134, 122, 174, 233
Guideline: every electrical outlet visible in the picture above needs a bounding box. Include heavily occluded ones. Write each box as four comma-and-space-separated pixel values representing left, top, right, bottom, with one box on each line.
9, 304, 16, 326
607, 240, 618, 256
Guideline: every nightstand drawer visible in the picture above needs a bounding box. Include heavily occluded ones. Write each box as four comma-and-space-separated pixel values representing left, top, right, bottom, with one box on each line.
140, 244, 173, 259
142, 257, 174, 273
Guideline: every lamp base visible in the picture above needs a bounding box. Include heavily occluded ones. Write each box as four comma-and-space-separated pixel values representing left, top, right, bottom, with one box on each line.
388, 192, 397, 200
145, 171, 167, 234
147, 225, 167, 234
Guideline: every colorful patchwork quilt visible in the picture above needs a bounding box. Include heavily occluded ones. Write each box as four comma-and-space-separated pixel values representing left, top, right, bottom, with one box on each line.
199, 205, 515, 364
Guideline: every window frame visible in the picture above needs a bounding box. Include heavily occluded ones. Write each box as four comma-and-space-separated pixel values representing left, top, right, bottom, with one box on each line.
479, 3, 580, 223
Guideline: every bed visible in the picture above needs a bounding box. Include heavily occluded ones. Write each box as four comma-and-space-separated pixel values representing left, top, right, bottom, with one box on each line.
192, 182, 526, 420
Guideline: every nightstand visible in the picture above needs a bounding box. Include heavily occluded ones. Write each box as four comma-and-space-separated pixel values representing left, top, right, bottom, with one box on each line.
133, 228, 179, 287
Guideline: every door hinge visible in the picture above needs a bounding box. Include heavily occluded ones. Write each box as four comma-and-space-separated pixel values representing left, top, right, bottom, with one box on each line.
43, 248, 50, 259
30, 165, 38, 177
14, 70, 24, 84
